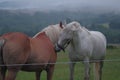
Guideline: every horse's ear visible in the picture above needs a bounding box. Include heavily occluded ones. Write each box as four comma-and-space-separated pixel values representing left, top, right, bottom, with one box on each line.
59, 21, 63, 29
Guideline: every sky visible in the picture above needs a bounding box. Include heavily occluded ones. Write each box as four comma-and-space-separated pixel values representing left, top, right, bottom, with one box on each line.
0, 0, 120, 12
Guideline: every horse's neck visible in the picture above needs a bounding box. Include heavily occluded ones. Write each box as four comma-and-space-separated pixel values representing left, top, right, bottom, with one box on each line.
72, 29, 90, 45
47, 32, 58, 45
70, 31, 79, 47
34, 32, 47, 39
45, 26, 61, 45
79, 28, 90, 39
34, 24, 62, 45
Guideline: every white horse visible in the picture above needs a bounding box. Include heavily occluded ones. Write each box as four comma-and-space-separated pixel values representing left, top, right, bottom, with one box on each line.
33, 22, 64, 45
55, 21, 107, 80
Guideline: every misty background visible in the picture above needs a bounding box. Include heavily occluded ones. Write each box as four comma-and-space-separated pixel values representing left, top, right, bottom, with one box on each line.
0, 0, 120, 12
0, 0, 120, 43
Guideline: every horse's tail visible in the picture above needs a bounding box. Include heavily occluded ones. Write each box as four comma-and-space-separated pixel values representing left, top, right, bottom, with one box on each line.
0, 38, 6, 66
0, 38, 7, 80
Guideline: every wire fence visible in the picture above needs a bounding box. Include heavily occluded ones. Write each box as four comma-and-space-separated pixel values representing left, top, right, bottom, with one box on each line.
0, 58, 120, 67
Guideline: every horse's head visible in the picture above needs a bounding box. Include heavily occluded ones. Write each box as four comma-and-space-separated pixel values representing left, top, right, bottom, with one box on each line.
55, 21, 81, 52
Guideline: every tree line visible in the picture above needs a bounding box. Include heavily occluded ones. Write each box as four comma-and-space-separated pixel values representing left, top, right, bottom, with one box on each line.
0, 9, 120, 43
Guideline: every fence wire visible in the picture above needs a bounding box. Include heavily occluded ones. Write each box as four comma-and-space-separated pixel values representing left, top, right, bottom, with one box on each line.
0, 59, 120, 67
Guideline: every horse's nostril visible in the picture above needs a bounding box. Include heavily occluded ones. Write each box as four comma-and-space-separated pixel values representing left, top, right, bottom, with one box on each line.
55, 43, 65, 52
55, 44, 61, 52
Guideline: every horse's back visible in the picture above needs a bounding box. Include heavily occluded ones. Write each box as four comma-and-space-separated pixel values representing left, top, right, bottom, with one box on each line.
1, 32, 30, 65
2, 32, 30, 51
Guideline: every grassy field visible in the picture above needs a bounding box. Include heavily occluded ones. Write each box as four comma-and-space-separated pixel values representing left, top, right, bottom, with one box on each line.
16, 47, 120, 80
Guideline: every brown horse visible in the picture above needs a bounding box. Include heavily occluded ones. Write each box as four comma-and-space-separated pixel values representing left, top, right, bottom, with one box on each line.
0, 32, 57, 80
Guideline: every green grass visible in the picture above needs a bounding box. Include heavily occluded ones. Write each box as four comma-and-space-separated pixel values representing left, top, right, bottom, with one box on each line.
16, 48, 120, 80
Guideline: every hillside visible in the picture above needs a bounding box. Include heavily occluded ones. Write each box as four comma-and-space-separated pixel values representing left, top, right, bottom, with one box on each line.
0, 9, 120, 43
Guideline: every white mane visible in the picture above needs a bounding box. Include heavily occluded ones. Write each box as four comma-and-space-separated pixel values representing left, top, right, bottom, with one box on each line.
66, 21, 90, 35
67, 21, 82, 29
33, 24, 64, 45
82, 27, 91, 34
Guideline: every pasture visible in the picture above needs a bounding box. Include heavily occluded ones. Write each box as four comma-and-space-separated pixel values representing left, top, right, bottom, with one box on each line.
16, 47, 120, 80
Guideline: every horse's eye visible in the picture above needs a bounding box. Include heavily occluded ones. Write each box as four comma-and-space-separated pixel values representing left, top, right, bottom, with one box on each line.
65, 39, 71, 43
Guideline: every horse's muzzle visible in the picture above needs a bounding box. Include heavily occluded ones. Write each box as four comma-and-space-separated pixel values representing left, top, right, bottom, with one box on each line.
54, 43, 65, 52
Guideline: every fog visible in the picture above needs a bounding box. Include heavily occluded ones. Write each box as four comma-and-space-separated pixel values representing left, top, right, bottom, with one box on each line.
0, 0, 120, 12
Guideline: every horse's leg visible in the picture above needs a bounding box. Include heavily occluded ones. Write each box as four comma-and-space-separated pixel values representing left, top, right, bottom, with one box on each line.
0, 69, 2, 80
46, 65, 55, 80
84, 57, 90, 80
5, 69, 19, 80
94, 61, 104, 80
0, 66, 7, 80
35, 71, 42, 80
69, 62, 76, 80
5, 65, 22, 80
99, 61, 103, 80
